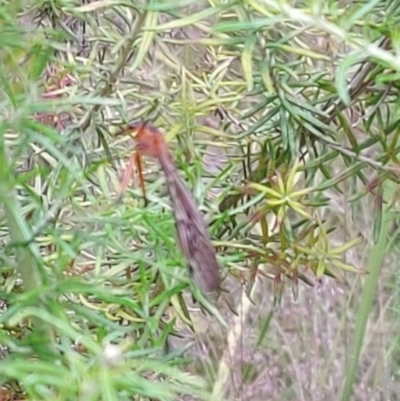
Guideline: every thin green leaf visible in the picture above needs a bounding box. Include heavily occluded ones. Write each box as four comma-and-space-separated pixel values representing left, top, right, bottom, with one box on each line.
130, 10, 158, 72
241, 36, 256, 92
335, 50, 364, 106
248, 182, 282, 198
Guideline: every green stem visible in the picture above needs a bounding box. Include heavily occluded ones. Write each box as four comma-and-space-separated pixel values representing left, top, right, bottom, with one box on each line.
0, 143, 42, 291
0, 134, 53, 348
341, 181, 393, 401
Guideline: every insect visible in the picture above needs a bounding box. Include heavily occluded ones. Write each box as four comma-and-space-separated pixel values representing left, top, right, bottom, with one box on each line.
122, 121, 220, 294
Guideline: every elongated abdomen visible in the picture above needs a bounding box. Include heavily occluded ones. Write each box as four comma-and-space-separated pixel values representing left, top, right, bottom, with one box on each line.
159, 151, 220, 293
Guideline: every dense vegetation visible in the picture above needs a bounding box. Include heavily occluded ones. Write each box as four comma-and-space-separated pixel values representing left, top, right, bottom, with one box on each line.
1, 0, 400, 400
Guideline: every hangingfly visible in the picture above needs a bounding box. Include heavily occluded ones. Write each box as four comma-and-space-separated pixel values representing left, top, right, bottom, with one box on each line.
123, 121, 220, 293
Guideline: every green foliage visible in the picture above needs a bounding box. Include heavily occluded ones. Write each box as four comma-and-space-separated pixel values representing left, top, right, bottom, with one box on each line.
0, 0, 400, 400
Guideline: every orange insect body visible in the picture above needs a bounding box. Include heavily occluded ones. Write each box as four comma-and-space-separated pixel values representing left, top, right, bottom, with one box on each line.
126, 122, 220, 293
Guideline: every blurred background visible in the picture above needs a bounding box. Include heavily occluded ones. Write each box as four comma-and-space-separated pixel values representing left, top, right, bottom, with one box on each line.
1, 0, 400, 400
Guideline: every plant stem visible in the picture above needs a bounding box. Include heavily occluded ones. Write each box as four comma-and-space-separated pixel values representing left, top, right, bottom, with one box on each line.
0, 141, 42, 291
341, 180, 393, 401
